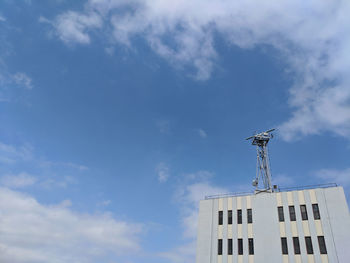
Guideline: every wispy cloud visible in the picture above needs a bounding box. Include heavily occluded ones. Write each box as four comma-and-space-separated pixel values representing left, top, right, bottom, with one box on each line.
12, 72, 33, 89
156, 162, 170, 183
0, 71, 33, 101
272, 174, 296, 187
97, 199, 112, 207
156, 120, 170, 134
0, 172, 37, 188
47, 0, 350, 139
0, 141, 88, 190
0, 15, 6, 22
0, 142, 33, 164
198, 129, 207, 138
0, 187, 143, 262
315, 168, 350, 187
159, 171, 227, 263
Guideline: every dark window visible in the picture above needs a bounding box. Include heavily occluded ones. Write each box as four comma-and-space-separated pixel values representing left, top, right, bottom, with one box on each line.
247, 209, 253, 223
218, 239, 222, 255
281, 237, 288, 255
237, 209, 242, 224
228, 239, 233, 255
312, 204, 321, 220
238, 238, 243, 255
218, 211, 223, 225
300, 205, 308, 220
318, 236, 327, 254
293, 237, 301, 254
248, 238, 254, 255
289, 206, 296, 221
228, 210, 232, 224
305, 237, 314, 254
278, 206, 285, 222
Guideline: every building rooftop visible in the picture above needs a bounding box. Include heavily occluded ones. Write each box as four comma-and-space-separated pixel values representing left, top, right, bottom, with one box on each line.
204, 183, 338, 200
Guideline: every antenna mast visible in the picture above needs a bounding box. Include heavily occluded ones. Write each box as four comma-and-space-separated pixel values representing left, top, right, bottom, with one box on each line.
246, 128, 275, 193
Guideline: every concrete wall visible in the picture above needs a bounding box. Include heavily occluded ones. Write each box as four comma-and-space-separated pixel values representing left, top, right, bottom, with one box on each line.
196, 186, 350, 263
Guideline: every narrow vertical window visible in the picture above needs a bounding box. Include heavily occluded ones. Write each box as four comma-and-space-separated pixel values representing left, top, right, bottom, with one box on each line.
281, 237, 288, 255
312, 204, 321, 220
218, 239, 223, 255
228, 210, 232, 224
237, 209, 242, 224
247, 209, 253, 223
305, 237, 314, 254
238, 238, 243, 255
248, 238, 254, 255
218, 211, 223, 225
318, 236, 327, 254
300, 205, 308, 220
228, 239, 233, 255
278, 206, 285, 222
289, 206, 296, 221
293, 237, 301, 254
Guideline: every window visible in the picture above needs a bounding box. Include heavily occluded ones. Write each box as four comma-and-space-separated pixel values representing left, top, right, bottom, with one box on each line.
293, 237, 301, 255
305, 237, 314, 254
278, 206, 285, 222
300, 205, 308, 220
218, 211, 223, 225
228, 239, 233, 255
238, 238, 243, 255
237, 209, 242, 224
289, 206, 296, 221
281, 237, 288, 255
247, 209, 253, 223
318, 236, 327, 254
218, 239, 223, 255
312, 204, 321, 220
228, 210, 232, 224
248, 238, 254, 255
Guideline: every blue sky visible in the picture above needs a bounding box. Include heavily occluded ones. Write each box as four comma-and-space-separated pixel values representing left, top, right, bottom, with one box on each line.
1, 1, 350, 262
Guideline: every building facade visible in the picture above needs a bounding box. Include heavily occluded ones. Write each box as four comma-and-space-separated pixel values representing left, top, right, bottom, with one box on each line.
196, 186, 350, 263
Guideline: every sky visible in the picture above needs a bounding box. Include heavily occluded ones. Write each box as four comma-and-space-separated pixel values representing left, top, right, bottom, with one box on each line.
0, 0, 350, 262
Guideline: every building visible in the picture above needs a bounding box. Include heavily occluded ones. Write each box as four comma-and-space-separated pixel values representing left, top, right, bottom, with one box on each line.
196, 184, 350, 263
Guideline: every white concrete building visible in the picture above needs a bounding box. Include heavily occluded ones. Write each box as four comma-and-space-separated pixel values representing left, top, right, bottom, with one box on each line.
196, 185, 350, 263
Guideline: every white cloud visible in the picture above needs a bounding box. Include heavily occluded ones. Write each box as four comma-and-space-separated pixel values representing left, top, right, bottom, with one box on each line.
0, 15, 6, 22
0, 172, 37, 188
0, 187, 142, 263
315, 168, 350, 187
49, 0, 350, 139
54, 10, 103, 44
198, 129, 207, 138
156, 162, 170, 183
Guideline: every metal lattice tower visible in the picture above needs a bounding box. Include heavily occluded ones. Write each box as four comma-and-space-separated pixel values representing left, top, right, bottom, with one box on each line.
246, 129, 275, 193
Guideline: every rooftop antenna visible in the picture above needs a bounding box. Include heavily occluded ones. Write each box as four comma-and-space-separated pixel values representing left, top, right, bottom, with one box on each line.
246, 128, 275, 193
